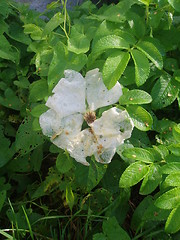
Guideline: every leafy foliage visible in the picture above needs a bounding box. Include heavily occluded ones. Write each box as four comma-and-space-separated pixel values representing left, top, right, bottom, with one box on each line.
0, 0, 180, 239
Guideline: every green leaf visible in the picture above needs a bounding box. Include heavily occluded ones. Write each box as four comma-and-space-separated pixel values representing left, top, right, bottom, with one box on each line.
75, 159, 107, 192
42, 12, 64, 36
165, 205, 180, 233
94, 35, 129, 52
164, 173, 180, 187
131, 196, 153, 230
0, 88, 22, 110
31, 104, 48, 118
149, 9, 164, 29
29, 79, 48, 102
48, 42, 87, 88
164, 58, 179, 72
136, 40, 163, 69
119, 89, 152, 105
126, 12, 146, 39
161, 162, 180, 174
0, 38, 19, 63
131, 49, 150, 86
23, 24, 43, 41
138, 0, 150, 6
102, 51, 130, 89
66, 184, 74, 211
155, 187, 180, 209
126, 105, 153, 131
173, 124, 180, 143
142, 202, 170, 222
140, 164, 161, 195
56, 153, 73, 174
168, 143, 180, 156
122, 147, 154, 163
93, 233, 107, 240
103, 217, 131, 240
7, 154, 32, 173
15, 117, 44, 155
0, 190, 6, 212
68, 26, 90, 54
151, 75, 179, 110
119, 162, 149, 188
91, 35, 129, 62
119, 66, 135, 86
92, 0, 135, 23
7, 22, 31, 45
168, 0, 180, 12
0, 0, 10, 17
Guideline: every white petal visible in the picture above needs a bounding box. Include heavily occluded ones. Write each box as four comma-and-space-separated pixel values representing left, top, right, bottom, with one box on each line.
67, 129, 98, 166
39, 109, 83, 149
53, 113, 84, 150
85, 68, 122, 111
46, 70, 86, 118
90, 107, 134, 149
94, 147, 116, 164
39, 109, 62, 137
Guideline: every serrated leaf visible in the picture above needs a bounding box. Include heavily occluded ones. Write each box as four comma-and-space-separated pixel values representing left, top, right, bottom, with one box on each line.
152, 145, 169, 159
42, 12, 64, 36
102, 51, 130, 89
151, 75, 179, 110
94, 35, 129, 52
119, 162, 149, 188
122, 147, 154, 163
168, 0, 180, 12
161, 162, 180, 174
119, 89, 152, 105
136, 40, 163, 69
140, 164, 161, 195
103, 217, 131, 240
164, 173, 180, 187
131, 49, 150, 86
165, 205, 180, 233
126, 105, 153, 131
90, 35, 129, 62
155, 187, 180, 209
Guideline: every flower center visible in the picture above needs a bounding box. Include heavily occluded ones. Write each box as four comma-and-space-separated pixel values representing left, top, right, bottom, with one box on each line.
84, 111, 96, 124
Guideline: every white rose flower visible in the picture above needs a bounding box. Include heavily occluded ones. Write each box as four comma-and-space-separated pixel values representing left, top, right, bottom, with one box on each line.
39, 68, 134, 165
